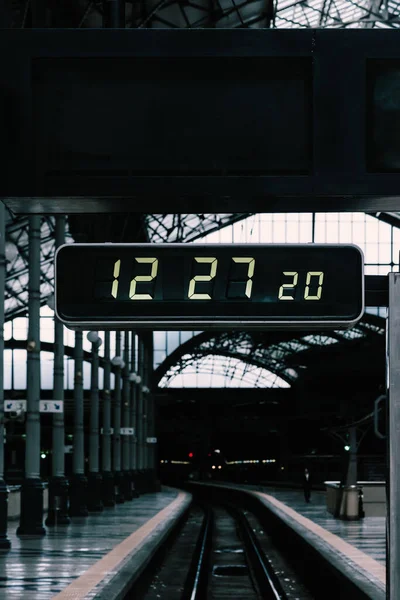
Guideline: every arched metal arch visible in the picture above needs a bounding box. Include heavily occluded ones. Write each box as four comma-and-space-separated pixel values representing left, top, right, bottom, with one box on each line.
152, 314, 385, 389
153, 330, 315, 388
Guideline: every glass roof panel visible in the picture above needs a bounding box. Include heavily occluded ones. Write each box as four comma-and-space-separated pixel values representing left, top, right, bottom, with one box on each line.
301, 334, 339, 345
159, 354, 291, 388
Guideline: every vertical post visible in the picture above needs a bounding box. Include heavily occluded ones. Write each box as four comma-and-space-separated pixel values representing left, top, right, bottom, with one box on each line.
102, 331, 115, 506
113, 332, 124, 502
17, 215, 45, 536
146, 391, 159, 492
130, 332, 139, 497
69, 331, 88, 516
46, 216, 70, 526
122, 331, 132, 500
142, 340, 151, 490
0, 203, 10, 548
345, 426, 358, 486
279, 418, 289, 481
87, 334, 103, 511
136, 338, 144, 492
387, 272, 400, 599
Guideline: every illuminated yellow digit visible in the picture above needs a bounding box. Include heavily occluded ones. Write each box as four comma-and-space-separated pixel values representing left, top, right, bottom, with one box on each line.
111, 259, 121, 299
278, 272, 298, 300
232, 257, 255, 298
129, 258, 158, 300
304, 271, 324, 300
188, 257, 218, 300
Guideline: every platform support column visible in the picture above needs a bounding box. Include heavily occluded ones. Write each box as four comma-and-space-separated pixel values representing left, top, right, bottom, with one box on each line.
130, 332, 139, 497
87, 334, 103, 511
144, 337, 159, 491
136, 338, 145, 492
102, 331, 115, 506
345, 426, 358, 486
122, 331, 132, 500
146, 391, 159, 491
17, 216, 45, 536
69, 331, 88, 516
279, 418, 289, 482
113, 332, 124, 502
143, 342, 149, 480
0, 203, 10, 548
387, 272, 400, 599
46, 216, 70, 527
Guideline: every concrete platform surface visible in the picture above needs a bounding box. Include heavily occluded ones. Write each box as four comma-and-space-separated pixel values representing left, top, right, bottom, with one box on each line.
205, 482, 386, 599
0, 487, 189, 599
260, 486, 386, 565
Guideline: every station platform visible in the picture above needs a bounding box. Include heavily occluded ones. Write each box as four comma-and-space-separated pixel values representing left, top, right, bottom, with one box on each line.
0, 487, 191, 600
203, 482, 386, 599
259, 486, 386, 565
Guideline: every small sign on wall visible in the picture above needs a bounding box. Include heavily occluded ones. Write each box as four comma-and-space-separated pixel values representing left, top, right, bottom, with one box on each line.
4, 400, 26, 412
120, 427, 134, 435
40, 401, 64, 413
146, 437, 157, 444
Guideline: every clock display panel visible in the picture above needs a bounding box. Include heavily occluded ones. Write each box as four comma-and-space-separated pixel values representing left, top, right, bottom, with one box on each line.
55, 243, 364, 330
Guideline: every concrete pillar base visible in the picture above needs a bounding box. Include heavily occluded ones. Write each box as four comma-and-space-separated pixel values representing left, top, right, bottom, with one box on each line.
17, 478, 46, 537
135, 470, 146, 494
87, 472, 104, 512
122, 471, 133, 501
0, 479, 10, 548
45, 476, 71, 526
69, 473, 89, 517
101, 471, 115, 506
114, 471, 125, 503
147, 471, 161, 493
130, 471, 140, 497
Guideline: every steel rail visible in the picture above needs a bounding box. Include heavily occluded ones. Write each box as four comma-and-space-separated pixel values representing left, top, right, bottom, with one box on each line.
182, 506, 213, 600
227, 503, 287, 600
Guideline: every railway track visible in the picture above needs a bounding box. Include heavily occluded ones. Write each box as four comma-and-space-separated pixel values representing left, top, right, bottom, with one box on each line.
128, 501, 313, 599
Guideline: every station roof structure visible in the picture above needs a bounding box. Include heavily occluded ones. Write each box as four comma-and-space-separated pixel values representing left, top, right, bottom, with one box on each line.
7, 0, 400, 30
1, 0, 394, 436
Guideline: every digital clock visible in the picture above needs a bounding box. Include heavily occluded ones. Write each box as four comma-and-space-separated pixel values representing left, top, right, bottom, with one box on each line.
55, 243, 364, 330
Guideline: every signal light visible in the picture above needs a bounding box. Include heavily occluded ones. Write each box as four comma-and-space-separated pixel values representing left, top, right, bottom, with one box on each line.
188, 452, 194, 458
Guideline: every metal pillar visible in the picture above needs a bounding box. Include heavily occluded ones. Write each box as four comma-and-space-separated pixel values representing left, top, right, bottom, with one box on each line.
103, 0, 125, 27
87, 335, 103, 511
146, 389, 159, 492
387, 272, 400, 599
345, 427, 358, 487
69, 331, 88, 516
0, 203, 10, 548
46, 216, 70, 526
113, 332, 124, 502
142, 341, 150, 490
102, 331, 115, 506
143, 343, 149, 476
143, 336, 159, 491
136, 338, 145, 492
130, 332, 139, 497
17, 216, 45, 536
122, 331, 132, 500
